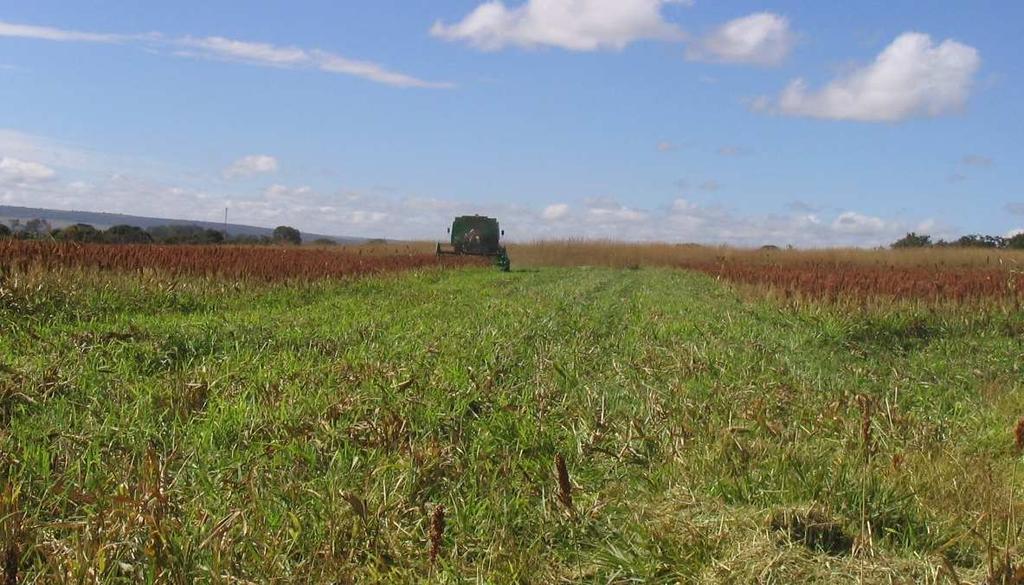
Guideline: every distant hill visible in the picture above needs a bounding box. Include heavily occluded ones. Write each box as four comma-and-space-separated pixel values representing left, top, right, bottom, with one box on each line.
0, 205, 366, 243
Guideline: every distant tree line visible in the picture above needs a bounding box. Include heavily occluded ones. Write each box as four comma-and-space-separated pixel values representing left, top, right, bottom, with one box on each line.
0, 218, 311, 246
892, 232, 1024, 250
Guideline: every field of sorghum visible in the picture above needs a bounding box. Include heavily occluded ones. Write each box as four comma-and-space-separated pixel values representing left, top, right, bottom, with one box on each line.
688, 260, 1024, 304
2, 240, 1024, 582
510, 240, 1024, 304
0, 240, 484, 282
5, 239, 1022, 303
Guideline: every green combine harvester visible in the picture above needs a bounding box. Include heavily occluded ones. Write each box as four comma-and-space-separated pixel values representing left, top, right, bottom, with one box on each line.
436, 215, 510, 272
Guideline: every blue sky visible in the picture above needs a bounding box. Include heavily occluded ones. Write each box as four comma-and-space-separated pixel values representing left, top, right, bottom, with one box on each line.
0, 0, 1021, 245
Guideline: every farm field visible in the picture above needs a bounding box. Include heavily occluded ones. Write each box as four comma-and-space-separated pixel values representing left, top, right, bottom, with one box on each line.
3, 257, 1024, 582
0, 240, 483, 281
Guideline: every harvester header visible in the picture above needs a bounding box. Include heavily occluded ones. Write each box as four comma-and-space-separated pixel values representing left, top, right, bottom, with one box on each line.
436, 214, 510, 271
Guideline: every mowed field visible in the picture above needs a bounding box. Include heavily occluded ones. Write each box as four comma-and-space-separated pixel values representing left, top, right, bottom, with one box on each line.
2, 243, 1024, 583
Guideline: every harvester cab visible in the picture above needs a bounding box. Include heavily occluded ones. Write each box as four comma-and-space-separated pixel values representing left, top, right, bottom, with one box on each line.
436, 214, 510, 272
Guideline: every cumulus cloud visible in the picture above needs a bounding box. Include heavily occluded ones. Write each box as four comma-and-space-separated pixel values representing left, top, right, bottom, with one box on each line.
430, 0, 684, 51
0, 130, 942, 248
763, 32, 980, 122
433, 4, 795, 67
0, 173, 195, 219
687, 12, 794, 66
0, 157, 56, 183
542, 203, 570, 220
0, 19, 448, 89
223, 155, 279, 178
0, 161, 938, 247
664, 200, 917, 246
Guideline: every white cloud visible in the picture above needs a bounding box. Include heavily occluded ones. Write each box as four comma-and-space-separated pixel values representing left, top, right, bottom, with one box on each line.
687, 12, 794, 66
430, 0, 684, 51
223, 155, 279, 179
0, 128, 189, 184
264, 184, 312, 200
346, 210, 389, 224
584, 197, 648, 223
1006, 228, 1024, 238
670, 197, 699, 214
541, 203, 570, 220
830, 211, 888, 235
0, 19, 125, 43
0, 163, 938, 246
663, 200, 915, 246
0, 129, 92, 170
314, 51, 454, 89
767, 32, 980, 122
0, 157, 56, 183
0, 130, 943, 247
179, 37, 454, 89
177, 37, 307, 66
0, 19, 449, 89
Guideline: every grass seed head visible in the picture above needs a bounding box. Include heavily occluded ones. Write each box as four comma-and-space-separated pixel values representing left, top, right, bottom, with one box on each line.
891, 453, 905, 473
429, 504, 445, 564
857, 395, 874, 462
1014, 418, 1024, 452
555, 453, 573, 510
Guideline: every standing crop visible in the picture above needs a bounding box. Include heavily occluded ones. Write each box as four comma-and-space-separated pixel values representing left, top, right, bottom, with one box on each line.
0, 241, 485, 281
684, 260, 1024, 304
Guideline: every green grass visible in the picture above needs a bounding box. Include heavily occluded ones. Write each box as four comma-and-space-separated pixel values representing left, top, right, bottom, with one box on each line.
2, 266, 1023, 582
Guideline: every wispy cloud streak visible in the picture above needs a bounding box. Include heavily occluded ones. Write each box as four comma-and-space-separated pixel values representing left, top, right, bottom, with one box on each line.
0, 19, 451, 88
